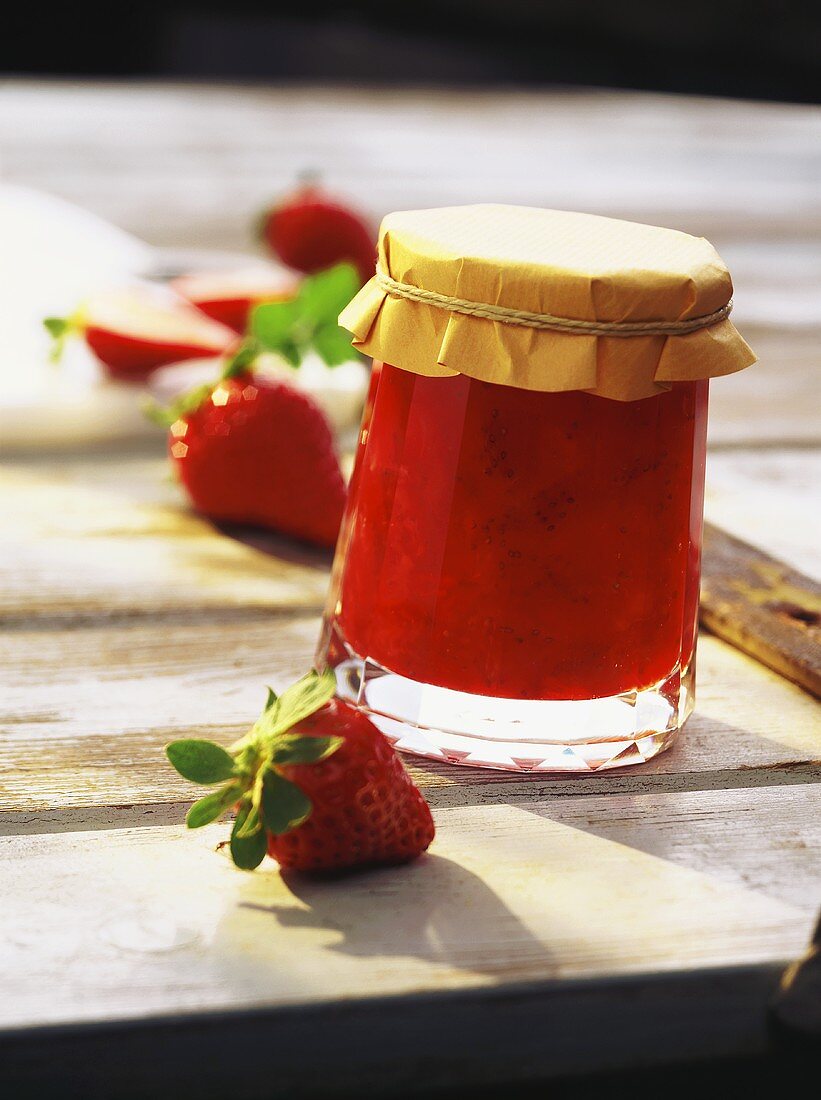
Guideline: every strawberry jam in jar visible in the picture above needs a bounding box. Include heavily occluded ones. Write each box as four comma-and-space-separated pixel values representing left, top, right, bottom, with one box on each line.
318, 207, 755, 771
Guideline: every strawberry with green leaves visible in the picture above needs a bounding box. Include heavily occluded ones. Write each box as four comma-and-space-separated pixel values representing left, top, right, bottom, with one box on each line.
166, 670, 435, 873
151, 360, 346, 547
147, 264, 360, 547
243, 260, 362, 369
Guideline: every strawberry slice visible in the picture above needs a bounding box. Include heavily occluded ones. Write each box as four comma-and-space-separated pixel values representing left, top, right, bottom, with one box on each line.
260, 182, 376, 286
45, 290, 237, 383
171, 266, 300, 334
165, 670, 435, 873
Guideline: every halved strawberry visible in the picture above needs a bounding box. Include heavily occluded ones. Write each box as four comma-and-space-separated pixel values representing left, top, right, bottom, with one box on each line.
171, 266, 300, 334
260, 182, 376, 286
45, 290, 237, 383
166, 670, 435, 873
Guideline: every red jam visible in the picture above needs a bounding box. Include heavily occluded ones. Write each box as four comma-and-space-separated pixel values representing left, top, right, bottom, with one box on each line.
327, 362, 708, 701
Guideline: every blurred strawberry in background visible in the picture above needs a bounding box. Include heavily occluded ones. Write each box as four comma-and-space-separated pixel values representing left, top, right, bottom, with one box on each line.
260, 180, 376, 286
36, 182, 374, 549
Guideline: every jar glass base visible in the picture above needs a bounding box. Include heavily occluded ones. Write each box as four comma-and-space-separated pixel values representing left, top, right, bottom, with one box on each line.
327, 635, 693, 773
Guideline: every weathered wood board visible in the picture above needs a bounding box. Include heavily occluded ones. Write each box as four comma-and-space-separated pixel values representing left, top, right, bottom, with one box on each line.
704, 448, 821, 579
1, 82, 820, 1093
1, 615, 820, 827
2, 83, 821, 451
1, 451, 819, 828
2, 787, 818, 1034
701, 523, 821, 697
0, 455, 330, 622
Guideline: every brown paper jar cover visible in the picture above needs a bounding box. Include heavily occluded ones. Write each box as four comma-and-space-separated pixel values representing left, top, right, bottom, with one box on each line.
340, 205, 756, 402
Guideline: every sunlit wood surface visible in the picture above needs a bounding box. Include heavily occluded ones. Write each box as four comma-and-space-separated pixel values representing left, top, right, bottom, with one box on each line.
1, 82, 820, 1096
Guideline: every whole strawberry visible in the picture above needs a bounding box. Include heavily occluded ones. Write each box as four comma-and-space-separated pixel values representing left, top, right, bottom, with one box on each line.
268, 697, 435, 872
153, 362, 346, 548
166, 670, 435, 873
146, 264, 361, 546
261, 182, 376, 286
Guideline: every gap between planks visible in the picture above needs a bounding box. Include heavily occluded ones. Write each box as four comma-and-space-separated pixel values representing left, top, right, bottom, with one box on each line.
3, 766, 821, 837
2, 453, 819, 831
2, 617, 820, 830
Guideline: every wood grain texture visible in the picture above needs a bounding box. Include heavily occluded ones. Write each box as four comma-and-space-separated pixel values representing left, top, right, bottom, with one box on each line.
1, 615, 819, 826
0, 967, 788, 1100
707, 329, 821, 448
1, 451, 819, 824
4, 84, 819, 247
704, 448, 821, 579
0, 453, 330, 622
701, 524, 821, 697
1, 83, 820, 1074
3, 447, 818, 619
770, 910, 821, 1039
1, 787, 817, 1032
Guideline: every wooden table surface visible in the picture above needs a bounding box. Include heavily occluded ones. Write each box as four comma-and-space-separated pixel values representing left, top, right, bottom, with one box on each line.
1, 83, 820, 1097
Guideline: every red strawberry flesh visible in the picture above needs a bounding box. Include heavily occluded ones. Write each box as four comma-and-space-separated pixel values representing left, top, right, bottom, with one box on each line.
170, 372, 346, 547
84, 292, 236, 382
172, 268, 300, 334
267, 699, 435, 873
263, 186, 376, 286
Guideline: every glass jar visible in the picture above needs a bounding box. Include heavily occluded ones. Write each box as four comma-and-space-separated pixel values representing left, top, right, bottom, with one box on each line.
317, 206, 755, 771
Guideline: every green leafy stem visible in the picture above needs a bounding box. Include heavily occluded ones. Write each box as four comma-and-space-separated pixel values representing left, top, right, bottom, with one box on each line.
144, 262, 362, 429
43, 312, 85, 364
243, 261, 362, 369
165, 669, 342, 870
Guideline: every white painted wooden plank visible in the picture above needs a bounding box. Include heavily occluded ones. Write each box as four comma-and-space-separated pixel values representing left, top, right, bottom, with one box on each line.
0, 965, 786, 1097
0, 450, 819, 819
0, 455, 330, 620
2, 445, 818, 626
3, 84, 820, 248
0, 787, 816, 1033
706, 330, 821, 448
1, 616, 819, 821
0, 83, 817, 1082
525, 787, 821, 912
705, 448, 821, 579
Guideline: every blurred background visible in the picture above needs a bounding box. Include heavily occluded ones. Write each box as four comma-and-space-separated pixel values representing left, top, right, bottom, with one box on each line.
6, 2, 821, 101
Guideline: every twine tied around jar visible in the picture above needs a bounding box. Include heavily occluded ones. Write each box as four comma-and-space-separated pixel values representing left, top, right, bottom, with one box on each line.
374, 268, 733, 338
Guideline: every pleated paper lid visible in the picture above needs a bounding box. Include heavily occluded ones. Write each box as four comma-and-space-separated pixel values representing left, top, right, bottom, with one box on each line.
340, 204, 756, 401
